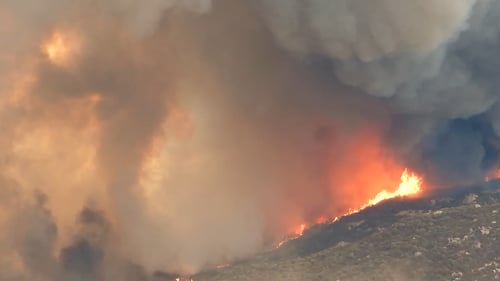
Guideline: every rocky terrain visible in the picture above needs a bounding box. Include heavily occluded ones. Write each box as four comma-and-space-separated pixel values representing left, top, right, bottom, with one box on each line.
190, 180, 500, 281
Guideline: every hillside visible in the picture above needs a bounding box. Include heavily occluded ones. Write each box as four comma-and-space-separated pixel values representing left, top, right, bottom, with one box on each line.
192, 180, 500, 281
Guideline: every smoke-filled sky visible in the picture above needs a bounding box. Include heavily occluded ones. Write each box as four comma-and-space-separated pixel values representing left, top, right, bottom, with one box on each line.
1, 0, 500, 279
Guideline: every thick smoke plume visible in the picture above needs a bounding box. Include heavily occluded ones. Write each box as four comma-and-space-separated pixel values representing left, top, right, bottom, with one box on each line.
1, 0, 500, 279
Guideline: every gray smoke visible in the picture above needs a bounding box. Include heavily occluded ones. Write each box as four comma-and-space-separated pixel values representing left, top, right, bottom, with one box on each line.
260, 0, 495, 115
1, 0, 500, 279
260, 0, 500, 184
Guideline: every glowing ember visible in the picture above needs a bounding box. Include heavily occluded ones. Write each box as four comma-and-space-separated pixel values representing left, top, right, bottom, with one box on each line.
485, 168, 500, 182
276, 169, 423, 248
41, 31, 80, 66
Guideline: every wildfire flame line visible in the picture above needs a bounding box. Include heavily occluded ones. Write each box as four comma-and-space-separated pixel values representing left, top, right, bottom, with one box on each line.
367, 169, 422, 206
276, 169, 423, 248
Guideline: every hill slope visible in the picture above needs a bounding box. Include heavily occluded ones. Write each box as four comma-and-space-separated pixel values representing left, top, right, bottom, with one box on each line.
194, 180, 500, 281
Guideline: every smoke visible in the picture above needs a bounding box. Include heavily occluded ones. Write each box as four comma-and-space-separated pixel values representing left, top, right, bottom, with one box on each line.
1, 0, 500, 279
260, 0, 490, 111
261, 0, 474, 61
261, 0, 500, 184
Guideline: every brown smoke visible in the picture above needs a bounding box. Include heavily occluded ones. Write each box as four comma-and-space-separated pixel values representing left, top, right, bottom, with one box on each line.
0, 0, 499, 279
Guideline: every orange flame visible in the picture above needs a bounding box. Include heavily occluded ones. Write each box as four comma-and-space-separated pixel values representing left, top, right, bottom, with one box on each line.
276, 169, 423, 248
295, 223, 307, 236
41, 30, 81, 66
366, 169, 422, 206
485, 168, 500, 182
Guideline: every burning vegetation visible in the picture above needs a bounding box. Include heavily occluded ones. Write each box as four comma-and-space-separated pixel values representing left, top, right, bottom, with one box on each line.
276, 169, 423, 248
1, 1, 500, 280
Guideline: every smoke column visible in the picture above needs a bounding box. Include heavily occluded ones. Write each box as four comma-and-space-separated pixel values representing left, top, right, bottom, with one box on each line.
1, 0, 500, 278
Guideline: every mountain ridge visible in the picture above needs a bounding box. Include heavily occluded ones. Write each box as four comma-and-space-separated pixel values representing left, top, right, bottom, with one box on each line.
191, 180, 500, 281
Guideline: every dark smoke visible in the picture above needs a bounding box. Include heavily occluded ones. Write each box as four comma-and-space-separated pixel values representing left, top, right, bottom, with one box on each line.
1, 0, 500, 279
260, 0, 500, 185
60, 208, 109, 278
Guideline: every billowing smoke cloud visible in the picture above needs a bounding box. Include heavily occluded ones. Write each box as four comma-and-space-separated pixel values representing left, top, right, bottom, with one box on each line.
1, 0, 500, 279
261, 0, 500, 185
261, 0, 473, 61
261, 0, 491, 113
